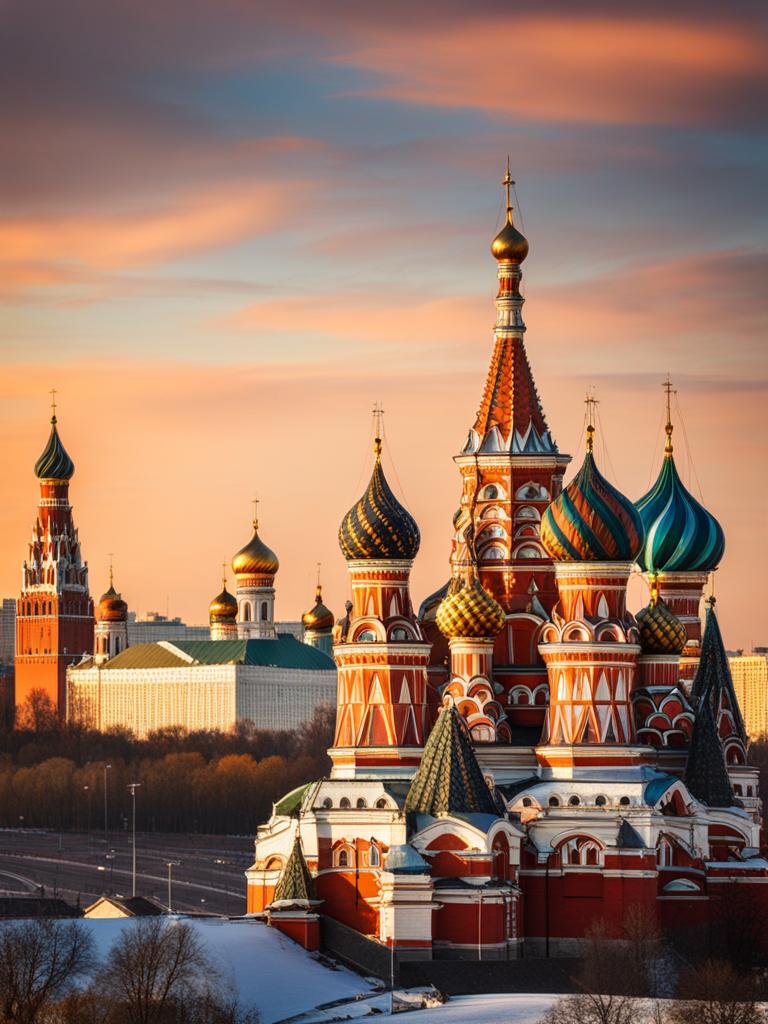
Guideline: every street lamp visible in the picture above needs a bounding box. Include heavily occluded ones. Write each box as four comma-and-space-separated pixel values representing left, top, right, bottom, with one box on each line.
83, 785, 91, 841
166, 860, 181, 912
128, 783, 141, 897
105, 852, 115, 893
103, 764, 112, 847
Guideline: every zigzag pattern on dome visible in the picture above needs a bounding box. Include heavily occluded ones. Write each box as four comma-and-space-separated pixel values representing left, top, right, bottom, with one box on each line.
34, 418, 75, 481
338, 448, 420, 561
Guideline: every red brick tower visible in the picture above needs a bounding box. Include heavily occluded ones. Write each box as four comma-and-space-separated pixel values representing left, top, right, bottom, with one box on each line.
15, 398, 94, 717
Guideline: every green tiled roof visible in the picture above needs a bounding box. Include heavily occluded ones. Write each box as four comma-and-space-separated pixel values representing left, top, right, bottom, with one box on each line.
102, 635, 335, 672
274, 783, 313, 817
273, 836, 315, 903
404, 705, 499, 817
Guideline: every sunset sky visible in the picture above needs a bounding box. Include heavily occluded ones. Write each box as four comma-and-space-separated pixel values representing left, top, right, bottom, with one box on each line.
1, 1, 766, 648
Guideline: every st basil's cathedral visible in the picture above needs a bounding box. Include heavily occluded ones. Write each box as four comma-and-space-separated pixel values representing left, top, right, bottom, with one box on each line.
247, 171, 766, 958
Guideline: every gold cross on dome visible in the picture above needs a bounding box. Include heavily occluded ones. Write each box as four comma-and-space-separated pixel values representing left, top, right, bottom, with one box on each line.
49, 388, 58, 421
584, 390, 599, 453
372, 402, 385, 456
503, 156, 515, 214
663, 375, 677, 454
252, 497, 259, 528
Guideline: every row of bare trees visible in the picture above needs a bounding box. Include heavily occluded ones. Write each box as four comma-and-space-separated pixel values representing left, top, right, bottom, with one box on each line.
0, 917, 258, 1024
0, 697, 335, 833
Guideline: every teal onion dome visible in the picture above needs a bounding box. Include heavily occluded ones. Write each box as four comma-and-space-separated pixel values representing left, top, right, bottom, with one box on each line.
339, 441, 420, 561
541, 448, 644, 562
35, 417, 75, 481
635, 454, 724, 574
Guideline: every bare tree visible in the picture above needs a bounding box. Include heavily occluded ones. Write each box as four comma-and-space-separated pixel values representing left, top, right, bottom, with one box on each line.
16, 689, 59, 733
664, 958, 767, 1024
0, 919, 96, 1024
537, 992, 643, 1024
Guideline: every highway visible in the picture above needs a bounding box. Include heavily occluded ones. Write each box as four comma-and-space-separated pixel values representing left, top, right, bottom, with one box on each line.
0, 829, 253, 915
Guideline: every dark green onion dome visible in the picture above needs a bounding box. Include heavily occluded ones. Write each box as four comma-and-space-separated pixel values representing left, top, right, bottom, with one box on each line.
209, 583, 237, 624
34, 417, 75, 480
404, 703, 498, 816
635, 454, 724, 574
436, 576, 505, 640
541, 446, 644, 562
636, 584, 686, 656
338, 440, 420, 561
302, 585, 334, 631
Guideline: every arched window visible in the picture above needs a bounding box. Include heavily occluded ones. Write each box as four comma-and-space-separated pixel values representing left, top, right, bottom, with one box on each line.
375, 798, 388, 809
337, 849, 349, 868
514, 506, 540, 522
515, 544, 541, 559
559, 836, 602, 867
356, 798, 367, 809
482, 545, 506, 561
356, 629, 377, 642
242, 603, 251, 622
619, 796, 631, 807
482, 484, 499, 501
548, 796, 560, 808
595, 795, 607, 807
657, 838, 674, 867
369, 844, 380, 867
568, 795, 580, 807
390, 627, 410, 642
322, 797, 332, 809
260, 602, 268, 621
339, 797, 351, 809
522, 797, 533, 808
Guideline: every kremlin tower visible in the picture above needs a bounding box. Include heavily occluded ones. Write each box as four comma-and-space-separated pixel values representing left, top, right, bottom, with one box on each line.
635, 381, 725, 680
232, 502, 280, 639
15, 398, 94, 716
209, 567, 238, 641
93, 563, 128, 665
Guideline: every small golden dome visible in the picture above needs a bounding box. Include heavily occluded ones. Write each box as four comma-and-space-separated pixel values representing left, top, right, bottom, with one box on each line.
209, 583, 237, 624
491, 210, 529, 264
97, 584, 128, 623
232, 519, 279, 577
436, 576, 505, 640
636, 589, 686, 656
302, 585, 334, 631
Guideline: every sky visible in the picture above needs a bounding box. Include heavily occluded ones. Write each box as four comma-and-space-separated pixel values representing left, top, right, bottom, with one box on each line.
0, 1, 766, 648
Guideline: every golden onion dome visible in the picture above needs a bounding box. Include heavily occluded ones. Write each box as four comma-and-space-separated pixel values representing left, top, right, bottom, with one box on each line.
209, 582, 237, 624
491, 210, 529, 264
436, 576, 506, 640
232, 518, 279, 577
302, 585, 334, 632
636, 583, 686, 656
97, 584, 128, 623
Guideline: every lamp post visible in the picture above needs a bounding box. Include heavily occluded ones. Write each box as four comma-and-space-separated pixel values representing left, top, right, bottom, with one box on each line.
103, 764, 112, 847
105, 852, 115, 894
128, 782, 141, 897
166, 860, 181, 913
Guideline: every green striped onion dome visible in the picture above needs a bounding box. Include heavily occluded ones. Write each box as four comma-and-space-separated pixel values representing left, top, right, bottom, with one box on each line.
541, 451, 644, 562
636, 595, 687, 655
436, 577, 505, 639
34, 418, 74, 480
339, 451, 420, 561
635, 455, 724, 573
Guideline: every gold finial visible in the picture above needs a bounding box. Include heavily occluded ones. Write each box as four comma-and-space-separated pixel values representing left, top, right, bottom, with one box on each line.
502, 156, 514, 220
252, 496, 259, 530
372, 401, 384, 458
49, 388, 58, 424
584, 391, 599, 453
707, 594, 716, 609
663, 376, 676, 456
107, 552, 114, 588
221, 561, 228, 589
315, 562, 322, 602
649, 572, 659, 606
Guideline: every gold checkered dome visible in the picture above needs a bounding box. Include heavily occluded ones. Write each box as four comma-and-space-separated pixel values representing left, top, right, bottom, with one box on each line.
436, 576, 506, 640
636, 580, 686, 656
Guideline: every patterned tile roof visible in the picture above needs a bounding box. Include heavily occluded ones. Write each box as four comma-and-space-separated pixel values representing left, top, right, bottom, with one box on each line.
684, 695, 734, 808
404, 705, 499, 817
34, 417, 75, 480
338, 451, 420, 561
272, 835, 315, 903
690, 603, 747, 742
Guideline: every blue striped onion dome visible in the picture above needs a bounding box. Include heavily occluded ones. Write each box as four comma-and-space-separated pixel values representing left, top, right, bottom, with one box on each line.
34, 418, 74, 480
636, 594, 686, 655
635, 455, 724, 573
339, 449, 420, 561
541, 451, 644, 562
436, 577, 505, 639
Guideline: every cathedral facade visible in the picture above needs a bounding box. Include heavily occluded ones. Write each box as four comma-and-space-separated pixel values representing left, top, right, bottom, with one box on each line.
247, 175, 766, 958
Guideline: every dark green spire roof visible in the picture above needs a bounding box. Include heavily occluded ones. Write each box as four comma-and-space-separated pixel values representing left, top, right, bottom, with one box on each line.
35, 417, 75, 480
691, 602, 747, 743
404, 704, 499, 817
684, 696, 734, 808
272, 836, 315, 903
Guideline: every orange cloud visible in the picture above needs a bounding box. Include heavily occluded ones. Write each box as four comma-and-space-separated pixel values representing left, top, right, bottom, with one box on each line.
333, 16, 765, 124
0, 180, 294, 272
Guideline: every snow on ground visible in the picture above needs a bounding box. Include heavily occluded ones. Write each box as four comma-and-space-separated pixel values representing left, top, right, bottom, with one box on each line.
81, 917, 376, 1024
383, 993, 556, 1022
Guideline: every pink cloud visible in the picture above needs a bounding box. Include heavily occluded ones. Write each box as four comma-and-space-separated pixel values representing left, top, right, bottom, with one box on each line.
333, 16, 765, 125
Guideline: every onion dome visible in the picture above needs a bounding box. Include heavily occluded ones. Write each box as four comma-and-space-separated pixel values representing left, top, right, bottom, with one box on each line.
636, 456, 724, 575
338, 438, 420, 561
418, 580, 451, 622
436, 576, 505, 639
35, 415, 74, 480
491, 163, 529, 263
97, 584, 128, 623
209, 578, 237, 624
232, 514, 279, 577
541, 425, 644, 562
302, 585, 334, 631
636, 580, 686, 655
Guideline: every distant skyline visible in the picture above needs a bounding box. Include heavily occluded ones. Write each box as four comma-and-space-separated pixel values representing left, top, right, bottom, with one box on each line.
0, 1, 766, 648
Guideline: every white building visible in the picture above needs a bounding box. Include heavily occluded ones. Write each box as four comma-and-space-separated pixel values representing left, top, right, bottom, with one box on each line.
67, 635, 336, 737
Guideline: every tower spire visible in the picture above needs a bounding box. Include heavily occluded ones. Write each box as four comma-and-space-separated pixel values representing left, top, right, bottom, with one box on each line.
372, 402, 384, 458
107, 552, 114, 588
503, 156, 514, 220
49, 388, 58, 424
252, 496, 259, 530
663, 375, 676, 456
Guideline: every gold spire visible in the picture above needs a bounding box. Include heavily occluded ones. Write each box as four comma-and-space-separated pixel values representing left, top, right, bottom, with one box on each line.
491, 161, 529, 263
221, 561, 228, 589
372, 401, 384, 458
503, 155, 513, 220
584, 392, 598, 453
107, 552, 114, 588
49, 387, 58, 425
649, 572, 660, 606
663, 376, 676, 456
252, 496, 259, 530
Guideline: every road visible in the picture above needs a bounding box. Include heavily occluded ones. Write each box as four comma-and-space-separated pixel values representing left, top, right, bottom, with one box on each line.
0, 829, 253, 915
